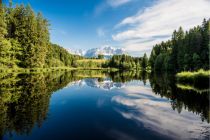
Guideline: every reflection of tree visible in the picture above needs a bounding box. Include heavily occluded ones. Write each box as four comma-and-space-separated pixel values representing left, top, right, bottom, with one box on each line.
0, 71, 85, 138
109, 71, 148, 83
149, 72, 209, 123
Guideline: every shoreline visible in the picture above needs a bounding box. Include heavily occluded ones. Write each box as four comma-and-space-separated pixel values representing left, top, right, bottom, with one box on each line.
0, 67, 119, 73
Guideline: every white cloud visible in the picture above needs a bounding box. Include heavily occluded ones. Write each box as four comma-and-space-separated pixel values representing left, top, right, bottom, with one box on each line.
112, 0, 210, 56
94, 0, 132, 16
107, 0, 132, 7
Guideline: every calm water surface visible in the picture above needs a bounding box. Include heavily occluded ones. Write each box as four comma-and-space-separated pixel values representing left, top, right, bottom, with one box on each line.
0, 70, 209, 140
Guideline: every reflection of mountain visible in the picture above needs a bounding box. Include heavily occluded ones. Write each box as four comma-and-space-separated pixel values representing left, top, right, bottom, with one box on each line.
66, 78, 126, 90
84, 78, 126, 90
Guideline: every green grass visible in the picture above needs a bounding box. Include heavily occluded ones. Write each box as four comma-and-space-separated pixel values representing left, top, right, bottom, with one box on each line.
0, 67, 75, 73
76, 59, 107, 63
176, 69, 209, 78
176, 69, 210, 88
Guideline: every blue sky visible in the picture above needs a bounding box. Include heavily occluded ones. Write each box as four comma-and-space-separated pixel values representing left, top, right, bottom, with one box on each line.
3, 0, 210, 56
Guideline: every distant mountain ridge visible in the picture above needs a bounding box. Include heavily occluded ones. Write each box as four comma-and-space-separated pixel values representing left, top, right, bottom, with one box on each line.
68, 46, 127, 58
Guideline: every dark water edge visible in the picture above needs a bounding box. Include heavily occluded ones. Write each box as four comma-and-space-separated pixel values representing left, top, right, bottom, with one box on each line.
0, 70, 209, 140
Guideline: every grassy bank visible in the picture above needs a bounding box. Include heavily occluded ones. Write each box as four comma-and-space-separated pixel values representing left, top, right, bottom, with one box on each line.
176, 69, 209, 88
0, 67, 118, 73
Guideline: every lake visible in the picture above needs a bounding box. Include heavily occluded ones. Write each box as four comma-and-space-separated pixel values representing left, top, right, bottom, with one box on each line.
0, 70, 209, 140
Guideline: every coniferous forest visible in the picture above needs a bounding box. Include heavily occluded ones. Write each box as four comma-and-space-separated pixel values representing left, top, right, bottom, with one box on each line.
0, 2, 82, 69
149, 19, 209, 72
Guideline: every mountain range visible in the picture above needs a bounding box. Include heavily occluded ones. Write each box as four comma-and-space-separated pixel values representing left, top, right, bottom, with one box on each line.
68, 46, 127, 58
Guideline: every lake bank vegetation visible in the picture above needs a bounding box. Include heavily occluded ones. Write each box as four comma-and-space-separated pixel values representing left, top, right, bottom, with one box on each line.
176, 69, 209, 88
149, 19, 209, 83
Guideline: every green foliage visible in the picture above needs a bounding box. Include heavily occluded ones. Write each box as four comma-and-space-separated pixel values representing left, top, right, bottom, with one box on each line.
176, 69, 210, 88
141, 53, 148, 70
108, 54, 143, 70
75, 59, 107, 68
45, 43, 82, 68
98, 54, 104, 59
0, 2, 83, 69
149, 19, 210, 72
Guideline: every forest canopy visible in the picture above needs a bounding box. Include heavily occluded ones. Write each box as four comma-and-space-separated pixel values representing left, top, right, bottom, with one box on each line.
0, 2, 82, 69
149, 19, 210, 72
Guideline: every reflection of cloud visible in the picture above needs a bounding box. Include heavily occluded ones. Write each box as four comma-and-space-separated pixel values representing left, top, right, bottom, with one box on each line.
97, 98, 106, 108
113, 0, 210, 55
112, 85, 210, 140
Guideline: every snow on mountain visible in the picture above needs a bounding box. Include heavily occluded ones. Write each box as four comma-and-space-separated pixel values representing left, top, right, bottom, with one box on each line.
68, 49, 86, 56
67, 45, 127, 58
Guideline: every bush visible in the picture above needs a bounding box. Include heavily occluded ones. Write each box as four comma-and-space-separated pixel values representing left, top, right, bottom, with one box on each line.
176, 69, 210, 88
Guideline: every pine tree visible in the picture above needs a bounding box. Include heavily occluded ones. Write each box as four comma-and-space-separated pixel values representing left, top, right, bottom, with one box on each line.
141, 53, 148, 70
201, 19, 210, 69
0, 4, 12, 68
36, 12, 49, 68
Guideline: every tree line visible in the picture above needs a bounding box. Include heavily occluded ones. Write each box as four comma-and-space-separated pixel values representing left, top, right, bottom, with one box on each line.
0, 2, 82, 69
149, 19, 209, 72
107, 53, 149, 70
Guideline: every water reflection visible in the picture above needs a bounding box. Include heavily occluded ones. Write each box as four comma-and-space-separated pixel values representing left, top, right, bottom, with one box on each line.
111, 83, 209, 140
0, 70, 209, 139
149, 73, 209, 123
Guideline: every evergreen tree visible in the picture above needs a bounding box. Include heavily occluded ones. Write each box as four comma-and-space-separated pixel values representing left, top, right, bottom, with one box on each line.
141, 53, 148, 70
0, 4, 12, 68
98, 54, 104, 59
149, 19, 209, 72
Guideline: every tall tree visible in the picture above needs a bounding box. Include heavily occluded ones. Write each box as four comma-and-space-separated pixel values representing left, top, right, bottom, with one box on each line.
149, 19, 210, 72
0, 4, 12, 68
141, 53, 148, 70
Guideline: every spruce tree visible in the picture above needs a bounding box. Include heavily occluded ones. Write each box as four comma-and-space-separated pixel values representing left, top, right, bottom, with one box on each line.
0, 4, 12, 68
141, 53, 148, 70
